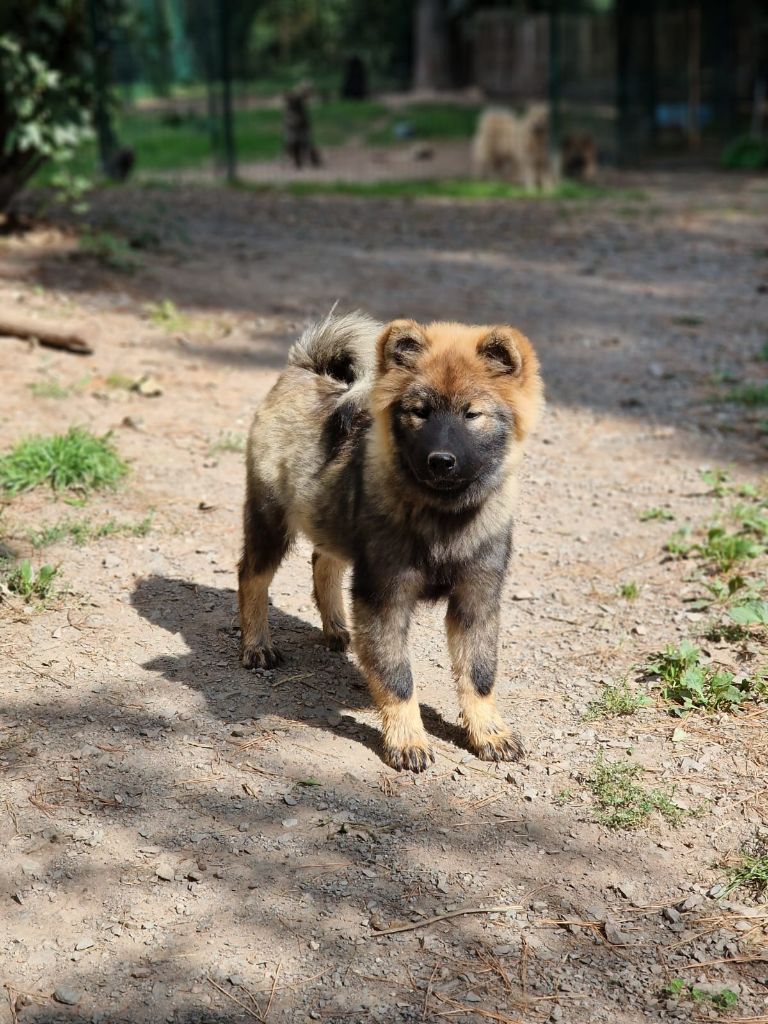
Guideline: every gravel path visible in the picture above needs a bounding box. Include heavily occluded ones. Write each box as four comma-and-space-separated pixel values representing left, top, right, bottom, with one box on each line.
1, 172, 767, 1024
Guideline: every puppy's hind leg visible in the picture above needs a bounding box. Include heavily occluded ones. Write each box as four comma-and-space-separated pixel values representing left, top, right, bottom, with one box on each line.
238, 485, 292, 670
312, 550, 350, 651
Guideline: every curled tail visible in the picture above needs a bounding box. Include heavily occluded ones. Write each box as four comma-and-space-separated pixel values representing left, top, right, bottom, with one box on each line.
288, 310, 383, 385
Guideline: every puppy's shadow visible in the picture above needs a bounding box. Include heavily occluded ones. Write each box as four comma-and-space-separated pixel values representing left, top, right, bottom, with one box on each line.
130, 575, 465, 763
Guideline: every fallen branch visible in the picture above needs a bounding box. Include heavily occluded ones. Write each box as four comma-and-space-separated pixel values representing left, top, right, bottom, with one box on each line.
370, 903, 523, 937
0, 314, 93, 355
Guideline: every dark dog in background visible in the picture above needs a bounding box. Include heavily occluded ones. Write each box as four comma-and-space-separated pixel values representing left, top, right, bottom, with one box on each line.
238, 312, 543, 772
561, 133, 598, 183
283, 85, 321, 169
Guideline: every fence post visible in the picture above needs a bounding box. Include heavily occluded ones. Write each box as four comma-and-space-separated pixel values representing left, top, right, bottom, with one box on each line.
217, 0, 237, 183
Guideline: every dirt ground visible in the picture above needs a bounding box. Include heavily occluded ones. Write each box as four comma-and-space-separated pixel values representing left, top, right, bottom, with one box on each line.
1, 172, 767, 1024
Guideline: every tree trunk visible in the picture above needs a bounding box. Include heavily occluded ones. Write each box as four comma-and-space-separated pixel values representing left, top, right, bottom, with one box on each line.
413, 0, 450, 91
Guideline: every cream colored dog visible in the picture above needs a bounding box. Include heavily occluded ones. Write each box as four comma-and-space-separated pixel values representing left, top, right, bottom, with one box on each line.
472, 103, 556, 190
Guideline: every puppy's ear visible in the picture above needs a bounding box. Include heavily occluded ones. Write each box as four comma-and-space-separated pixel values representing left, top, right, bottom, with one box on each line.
377, 319, 426, 374
477, 327, 524, 377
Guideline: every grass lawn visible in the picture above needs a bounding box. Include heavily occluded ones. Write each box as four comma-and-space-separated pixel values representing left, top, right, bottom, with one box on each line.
35, 99, 481, 183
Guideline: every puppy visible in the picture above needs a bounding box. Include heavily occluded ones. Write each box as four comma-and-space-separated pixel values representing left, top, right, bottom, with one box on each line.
472, 103, 554, 189
561, 133, 598, 183
239, 313, 543, 771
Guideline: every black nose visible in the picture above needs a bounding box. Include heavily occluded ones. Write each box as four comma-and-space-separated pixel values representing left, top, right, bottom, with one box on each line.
427, 451, 456, 475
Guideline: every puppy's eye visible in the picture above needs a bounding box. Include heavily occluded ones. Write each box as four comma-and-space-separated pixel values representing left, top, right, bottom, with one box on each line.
464, 409, 483, 420
411, 406, 430, 420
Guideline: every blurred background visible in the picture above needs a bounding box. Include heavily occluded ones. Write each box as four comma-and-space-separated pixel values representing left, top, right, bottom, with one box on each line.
1, 0, 767, 208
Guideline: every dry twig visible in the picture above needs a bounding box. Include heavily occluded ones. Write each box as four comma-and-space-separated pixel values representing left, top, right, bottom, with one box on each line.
371, 904, 523, 938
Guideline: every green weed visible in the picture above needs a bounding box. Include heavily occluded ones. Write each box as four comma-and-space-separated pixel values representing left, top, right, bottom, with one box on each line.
721, 846, 768, 898
27, 511, 153, 548
646, 642, 767, 714
5, 559, 58, 603
663, 979, 738, 1011
28, 379, 71, 399
666, 526, 695, 557
639, 506, 675, 522
78, 230, 138, 272
699, 468, 730, 497
209, 431, 245, 455
585, 680, 651, 720
145, 299, 189, 333
0, 427, 127, 496
618, 581, 639, 600
105, 373, 134, 390
728, 382, 768, 407
728, 600, 768, 627
587, 756, 684, 830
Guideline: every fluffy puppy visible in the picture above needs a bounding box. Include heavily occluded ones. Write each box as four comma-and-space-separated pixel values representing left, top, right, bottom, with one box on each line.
239, 312, 543, 771
472, 102, 554, 189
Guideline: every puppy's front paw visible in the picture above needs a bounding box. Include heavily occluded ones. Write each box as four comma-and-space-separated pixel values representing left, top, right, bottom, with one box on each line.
382, 740, 435, 773
242, 643, 282, 670
324, 623, 350, 652
471, 727, 525, 763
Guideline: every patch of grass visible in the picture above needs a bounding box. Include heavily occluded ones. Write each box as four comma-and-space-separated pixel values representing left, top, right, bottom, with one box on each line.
722, 846, 768, 898
699, 467, 730, 497
646, 641, 767, 715
696, 526, 764, 572
78, 230, 139, 272
758, 341, 768, 362
663, 979, 738, 1011
282, 178, 627, 201
639, 506, 675, 522
728, 382, 768, 407
208, 431, 245, 456
587, 755, 684, 830
145, 299, 189, 333
585, 680, 651, 720
666, 526, 695, 557
28, 379, 71, 399
27, 511, 153, 548
5, 559, 58, 603
618, 581, 639, 600
105, 373, 134, 390
0, 427, 128, 496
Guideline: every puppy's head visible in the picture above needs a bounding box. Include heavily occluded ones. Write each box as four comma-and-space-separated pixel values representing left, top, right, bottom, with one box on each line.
371, 319, 543, 509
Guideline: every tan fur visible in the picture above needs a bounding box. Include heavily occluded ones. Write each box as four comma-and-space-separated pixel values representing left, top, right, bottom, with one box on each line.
472, 103, 555, 189
312, 551, 350, 650
238, 568, 278, 668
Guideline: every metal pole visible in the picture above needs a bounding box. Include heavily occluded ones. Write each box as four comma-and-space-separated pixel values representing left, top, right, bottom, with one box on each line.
548, 0, 561, 161
218, 0, 236, 183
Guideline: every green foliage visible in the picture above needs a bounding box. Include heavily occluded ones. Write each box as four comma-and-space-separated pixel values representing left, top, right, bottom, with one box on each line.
663, 979, 738, 1011
639, 506, 674, 522
728, 600, 768, 627
0, 427, 127, 496
5, 559, 58, 603
699, 467, 729, 496
78, 230, 138, 272
145, 299, 189, 333
27, 511, 153, 548
209, 432, 245, 456
696, 526, 764, 572
585, 680, 650, 720
728, 383, 768, 407
28, 378, 71, 399
666, 526, 694, 557
618, 581, 639, 600
646, 642, 767, 715
722, 134, 768, 170
0, 3, 96, 210
722, 849, 768, 898
587, 756, 684, 830
282, 179, 627, 201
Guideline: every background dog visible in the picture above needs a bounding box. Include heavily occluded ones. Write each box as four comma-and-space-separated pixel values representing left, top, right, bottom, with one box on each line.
472, 102, 554, 189
283, 84, 322, 168
239, 312, 543, 771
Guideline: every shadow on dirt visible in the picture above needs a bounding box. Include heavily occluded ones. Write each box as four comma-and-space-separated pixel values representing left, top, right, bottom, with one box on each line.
129, 574, 471, 764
